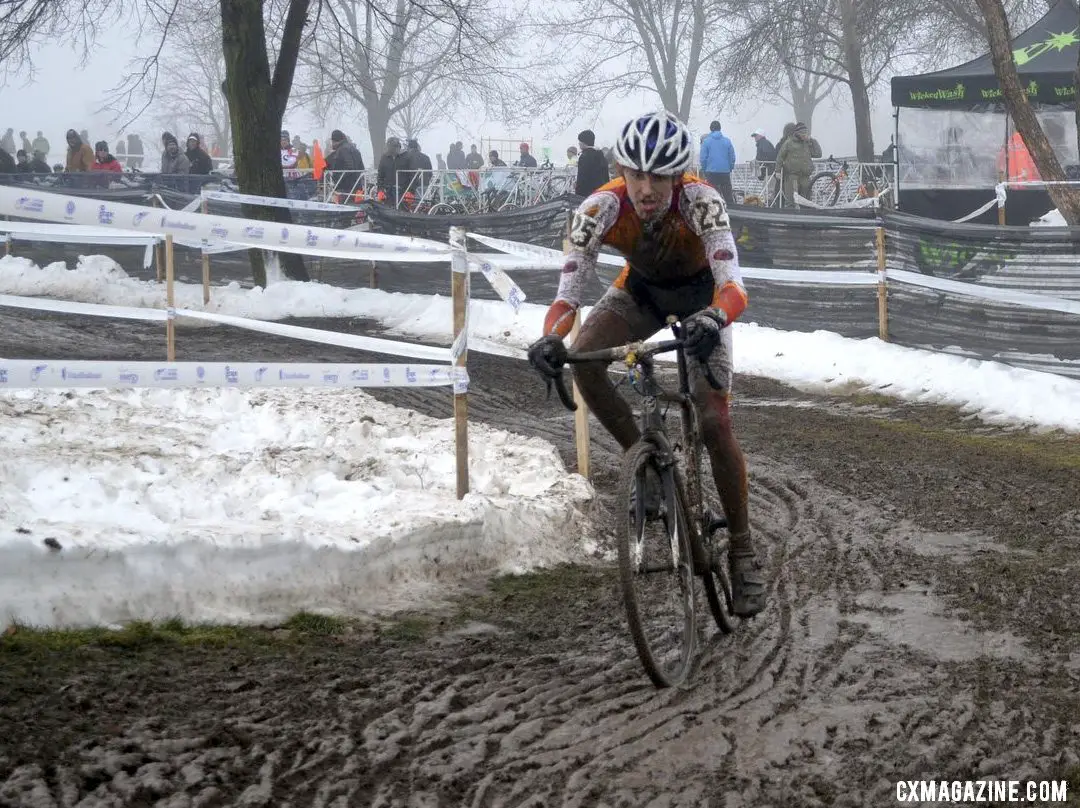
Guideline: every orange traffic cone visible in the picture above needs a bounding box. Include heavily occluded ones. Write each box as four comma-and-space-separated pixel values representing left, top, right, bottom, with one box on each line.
312, 139, 326, 180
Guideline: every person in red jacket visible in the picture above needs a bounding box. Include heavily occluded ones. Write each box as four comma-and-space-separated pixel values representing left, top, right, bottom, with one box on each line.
91, 141, 123, 172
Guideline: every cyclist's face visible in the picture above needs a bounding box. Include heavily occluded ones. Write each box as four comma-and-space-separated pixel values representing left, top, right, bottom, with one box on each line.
622, 168, 675, 221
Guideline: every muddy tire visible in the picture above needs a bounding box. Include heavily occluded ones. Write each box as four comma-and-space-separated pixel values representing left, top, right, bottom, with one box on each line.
617, 441, 696, 688
702, 544, 736, 634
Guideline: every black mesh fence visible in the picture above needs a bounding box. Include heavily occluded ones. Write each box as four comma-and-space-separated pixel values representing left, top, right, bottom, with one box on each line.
883, 211, 1080, 377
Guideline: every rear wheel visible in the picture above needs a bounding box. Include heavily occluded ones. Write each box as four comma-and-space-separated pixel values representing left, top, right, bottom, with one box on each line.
809, 171, 841, 206
617, 441, 696, 688
427, 202, 460, 215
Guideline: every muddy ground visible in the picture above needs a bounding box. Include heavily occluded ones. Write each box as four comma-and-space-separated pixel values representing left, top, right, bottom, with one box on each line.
1, 300, 1080, 805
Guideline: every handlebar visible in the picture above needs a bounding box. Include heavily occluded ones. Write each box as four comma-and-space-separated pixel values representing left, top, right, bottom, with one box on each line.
547, 337, 724, 411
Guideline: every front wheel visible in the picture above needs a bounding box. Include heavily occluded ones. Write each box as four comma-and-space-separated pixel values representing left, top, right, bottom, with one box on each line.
617, 441, 696, 688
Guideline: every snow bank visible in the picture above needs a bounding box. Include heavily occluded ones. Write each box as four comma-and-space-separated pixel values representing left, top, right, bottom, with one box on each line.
0, 387, 593, 628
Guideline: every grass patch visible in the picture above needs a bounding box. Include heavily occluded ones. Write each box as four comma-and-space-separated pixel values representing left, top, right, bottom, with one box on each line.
485, 564, 612, 607
380, 615, 435, 643
282, 611, 349, 637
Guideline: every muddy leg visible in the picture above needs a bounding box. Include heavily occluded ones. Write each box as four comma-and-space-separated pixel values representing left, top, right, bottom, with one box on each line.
571, 308, 644, 451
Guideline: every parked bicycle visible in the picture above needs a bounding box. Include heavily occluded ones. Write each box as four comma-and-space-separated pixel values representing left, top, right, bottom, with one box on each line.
541, 317, 738, 688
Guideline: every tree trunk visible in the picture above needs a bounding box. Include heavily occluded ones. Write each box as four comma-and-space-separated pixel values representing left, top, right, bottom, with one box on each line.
839, 0, 875, 162
1075, 21, 1080, 165
789, 80, 819, 132
367, 105, 391, 167
977, 0, 1080, 224
220, 0, 309, 284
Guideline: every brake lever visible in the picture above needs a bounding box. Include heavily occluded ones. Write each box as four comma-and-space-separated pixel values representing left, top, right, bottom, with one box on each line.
552, 370, 578, 411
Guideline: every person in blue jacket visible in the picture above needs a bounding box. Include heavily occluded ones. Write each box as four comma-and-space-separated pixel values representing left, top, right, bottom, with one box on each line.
700, 120, 736, 206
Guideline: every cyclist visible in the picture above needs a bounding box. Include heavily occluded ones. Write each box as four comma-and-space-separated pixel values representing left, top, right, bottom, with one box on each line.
527, 110, 765, 618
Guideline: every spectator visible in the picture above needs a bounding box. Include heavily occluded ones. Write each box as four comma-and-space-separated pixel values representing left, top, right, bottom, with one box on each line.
436, 153, 446, 170
29, 150, 51, 173
79, 129, 90, 147
488, 149, 507, 167
91, 141, 123, 172
326, 129, 365, 196
574, 129, 609, 197
160, 133, 190, 174
516, 142, 537, 168
566, 145, 579, 167
776, 122, 814, 206
464, 143, 484, 169
407, 138, 432, 170
699, 120, 736, 206
280, 130, 298, 169
31, 130, 49, 159
65, 129, 95, 171
0, 147, 19, 174
377, 137, 413, 204
14, 149, 33, 173
291, 134, 305, 154
185, 133, 214, 174
752, 128, 777, 189
295, 141, 313, 170
127, 134, 144, 170
115, 139, 127, 166
752, 128, 776, 164
446, 141, 466, 169
1, 128, 15, 155
19, 131, 32, 154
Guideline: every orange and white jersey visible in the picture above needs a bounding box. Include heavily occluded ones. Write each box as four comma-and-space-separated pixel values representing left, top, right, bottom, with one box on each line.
547, 175, 746, 337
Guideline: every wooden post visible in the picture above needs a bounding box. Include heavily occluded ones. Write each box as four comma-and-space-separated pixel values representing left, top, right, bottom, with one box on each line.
369, 261, 378, 288
568, 310, 590, 479
152, 197, 164, 283
165, 234, 176, 361
875, 226, 888, 341
997, 172, 1007, 226
449, 226, 469, 499
201, 198, 211, 305
4, 236, 10, 256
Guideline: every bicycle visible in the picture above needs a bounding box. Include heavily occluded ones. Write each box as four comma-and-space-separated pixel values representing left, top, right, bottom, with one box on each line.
542, 317, 738, 688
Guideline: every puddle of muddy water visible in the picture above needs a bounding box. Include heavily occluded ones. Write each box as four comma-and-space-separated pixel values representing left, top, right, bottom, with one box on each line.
850, 588, 1026, 662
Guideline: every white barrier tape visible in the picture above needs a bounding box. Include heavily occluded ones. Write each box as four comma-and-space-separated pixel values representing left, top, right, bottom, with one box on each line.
466, 231, 625, 267
181, 196, 203, 213
0, 186, 451, 261
951, 196, 1000, 223
175, 308, 451, 360
742, 266, 879, 285
467, 253, 564, 271
467, 255, 527, 311
0, 293, 170, 322
995, 182, 1007, 206
0, 220, 162, 246
0, 360, 466, 389
202, 189, 360, 213
888, 269, 1080, 315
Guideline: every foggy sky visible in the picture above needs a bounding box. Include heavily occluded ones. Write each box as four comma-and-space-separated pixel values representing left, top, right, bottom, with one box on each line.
1, 28, 899, 164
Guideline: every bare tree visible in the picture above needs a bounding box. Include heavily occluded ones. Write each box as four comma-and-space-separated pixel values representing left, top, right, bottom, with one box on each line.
927, 0, 1054, 56
152, 6, 232, 155
392, 75, 456, 144
735, 0, 931, 162
975, 0, 1080, 223
527, 0, 732, 125
722, 0, 838, 131
299, 0, 515, 163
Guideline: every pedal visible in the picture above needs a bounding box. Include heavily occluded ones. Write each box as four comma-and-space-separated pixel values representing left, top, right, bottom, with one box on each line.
706, 509, 728, 535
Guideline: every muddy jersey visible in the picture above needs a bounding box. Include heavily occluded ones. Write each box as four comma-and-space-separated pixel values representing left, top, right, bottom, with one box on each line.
544, 175, 747, 337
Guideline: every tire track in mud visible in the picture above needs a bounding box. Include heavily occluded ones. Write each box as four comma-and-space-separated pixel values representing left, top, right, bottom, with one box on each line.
2, 311, 1078, 806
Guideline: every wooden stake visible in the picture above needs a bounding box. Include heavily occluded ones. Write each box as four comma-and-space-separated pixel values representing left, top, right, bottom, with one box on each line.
165, 234, 176, 361
450, 226, 469, 500
568, 310, 590, 479
875, 226, 888, 342
201, 198, 211, 305
369, 261, 378, 288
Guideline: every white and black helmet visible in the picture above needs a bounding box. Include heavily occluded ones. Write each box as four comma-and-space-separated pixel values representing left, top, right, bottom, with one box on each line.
614, 110, 692, 175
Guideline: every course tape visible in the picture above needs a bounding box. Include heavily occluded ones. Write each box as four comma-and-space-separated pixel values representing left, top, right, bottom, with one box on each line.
467, 231, 624, 268
175, 309, 452, 361
0, 186, 451, 261
466, 255, 526, 311
202, 189, 360, 213
742, 266, 879, 285
887, 269, 1080, 315
0, 293, 170, 322
0, 361, 467, 389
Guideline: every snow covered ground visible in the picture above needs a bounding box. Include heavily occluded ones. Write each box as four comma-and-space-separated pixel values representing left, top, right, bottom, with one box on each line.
1, 252, 1078, 628
0, 386, 592, 628
1, 254, 1078, 432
